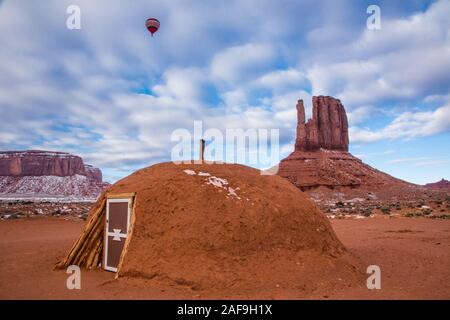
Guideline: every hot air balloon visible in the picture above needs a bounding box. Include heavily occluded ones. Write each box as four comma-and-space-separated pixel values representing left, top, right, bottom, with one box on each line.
145, 18, 160, 36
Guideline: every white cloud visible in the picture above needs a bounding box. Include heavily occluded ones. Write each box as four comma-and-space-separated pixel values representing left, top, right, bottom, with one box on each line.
347, 105, 378, 125
415, 160, 450, 166
386, 157, 449, 167
0, 0, 449, 182
254, 68, 307, 93
152, 67, 207, 104
307, 0, 450, 107
388, 157, 432, 164
350, 102, 450, 143
211, 43, 276, 86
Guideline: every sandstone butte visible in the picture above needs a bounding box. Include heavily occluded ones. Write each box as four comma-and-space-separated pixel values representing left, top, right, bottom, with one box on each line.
278, 96, 413, 192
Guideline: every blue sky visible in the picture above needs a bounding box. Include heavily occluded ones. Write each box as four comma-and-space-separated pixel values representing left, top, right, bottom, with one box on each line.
0, 0, 449, 184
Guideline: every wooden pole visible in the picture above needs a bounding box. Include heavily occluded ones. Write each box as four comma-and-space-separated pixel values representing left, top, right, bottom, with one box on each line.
56, 197, 105, 269
200, 139, 205, 162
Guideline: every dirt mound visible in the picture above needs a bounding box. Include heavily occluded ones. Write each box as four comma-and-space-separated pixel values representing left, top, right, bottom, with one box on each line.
103, 162, 362, 292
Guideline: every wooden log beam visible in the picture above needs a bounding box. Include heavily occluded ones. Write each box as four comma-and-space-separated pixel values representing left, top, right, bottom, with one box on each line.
56, 197, 106, 269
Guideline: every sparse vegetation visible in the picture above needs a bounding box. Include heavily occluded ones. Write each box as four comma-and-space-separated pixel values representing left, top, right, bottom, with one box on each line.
430, 214, 450, 220
404, 211, 421, 218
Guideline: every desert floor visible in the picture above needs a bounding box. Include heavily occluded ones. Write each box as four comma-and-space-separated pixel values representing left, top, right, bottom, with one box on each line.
0, 216, 449, 299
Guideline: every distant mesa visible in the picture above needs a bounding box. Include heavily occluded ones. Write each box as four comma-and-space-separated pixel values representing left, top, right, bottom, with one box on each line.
424, 179, 450, 190
278, 96, 413, 193
0, 150, 102, 182
0, 150, 109, 201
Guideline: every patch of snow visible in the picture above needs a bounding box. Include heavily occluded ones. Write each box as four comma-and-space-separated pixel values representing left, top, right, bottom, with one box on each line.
206, 176, 229, 188
367, 193, 378, 200
348, 197, 365, 203
0, 151, 74, 158
0, 174, 105, 201
0, 197, 95, 203
227, 187, 241, 199
182, 170, 243, 200
205, 176, 241, 199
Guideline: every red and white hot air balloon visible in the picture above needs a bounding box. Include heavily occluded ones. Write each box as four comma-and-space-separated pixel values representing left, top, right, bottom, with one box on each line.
145, 18, 160, 36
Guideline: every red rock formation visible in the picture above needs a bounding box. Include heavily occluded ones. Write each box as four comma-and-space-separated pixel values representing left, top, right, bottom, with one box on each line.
278, 96, 412, 192
424, 179, 450, 190
295, 96, 348, 152
0, 150, 102, 183
83, 165, 103, 183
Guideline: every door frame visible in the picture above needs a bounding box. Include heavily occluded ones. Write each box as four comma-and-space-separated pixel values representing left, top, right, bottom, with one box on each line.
104, 197, 132, 272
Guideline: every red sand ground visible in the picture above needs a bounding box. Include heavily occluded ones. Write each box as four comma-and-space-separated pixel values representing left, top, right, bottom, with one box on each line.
1, 215, 449, 299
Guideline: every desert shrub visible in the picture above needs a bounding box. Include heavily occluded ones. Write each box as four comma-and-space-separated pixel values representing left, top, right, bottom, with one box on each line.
430, 214, 450, 220
381, 207, 391, 215
404, 212, 419, 218
336, 201, 345, 208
